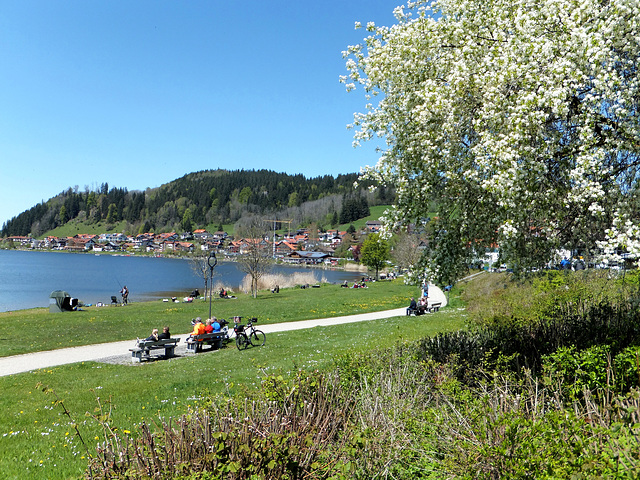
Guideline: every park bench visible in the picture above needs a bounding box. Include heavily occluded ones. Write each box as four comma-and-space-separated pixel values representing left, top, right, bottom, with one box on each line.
411, 302, 443, 316
186, 332, 228, 353
426, 302, 442, 313
129, 338, 180, 363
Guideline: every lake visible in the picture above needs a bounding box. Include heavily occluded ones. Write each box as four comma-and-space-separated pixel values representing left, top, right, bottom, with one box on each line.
0, 250, 364, 312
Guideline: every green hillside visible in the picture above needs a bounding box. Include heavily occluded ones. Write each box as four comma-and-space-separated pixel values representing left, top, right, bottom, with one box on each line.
2, 169, 394, 238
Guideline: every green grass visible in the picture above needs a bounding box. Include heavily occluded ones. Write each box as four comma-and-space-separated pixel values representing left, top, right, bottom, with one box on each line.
339, 204, 388, 231
0, 282, 466, 479
43, 218, 129, 238
0, 280, 416, 357
0, 282, 465, 479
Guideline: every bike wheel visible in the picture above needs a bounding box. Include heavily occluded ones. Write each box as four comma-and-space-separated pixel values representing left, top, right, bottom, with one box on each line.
250, 330, 266, 346
235, 333, 249, 350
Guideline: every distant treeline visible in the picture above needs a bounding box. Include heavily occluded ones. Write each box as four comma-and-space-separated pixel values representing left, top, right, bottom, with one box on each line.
2, 169, 395, 237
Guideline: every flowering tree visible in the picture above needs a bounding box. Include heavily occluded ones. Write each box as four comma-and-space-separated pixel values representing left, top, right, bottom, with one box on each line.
343, 0, 640, 281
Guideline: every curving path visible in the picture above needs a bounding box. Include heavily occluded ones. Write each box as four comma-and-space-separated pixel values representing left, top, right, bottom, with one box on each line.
0, 285, 447, 377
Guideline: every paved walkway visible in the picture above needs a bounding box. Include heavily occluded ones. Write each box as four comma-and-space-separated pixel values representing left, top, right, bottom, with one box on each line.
0, 285, 447, 377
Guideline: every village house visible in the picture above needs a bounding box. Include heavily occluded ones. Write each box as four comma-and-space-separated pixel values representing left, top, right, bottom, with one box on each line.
65, 237, 95, 252
154, 232, 178, 243
193, 229, 213, 241
6, 235, 35, 246
174, 241, 195, 253
200, 240, 223, 252
98, 233, 127, 243
365, 220, 382, 232
286, 251, 330, 264
274, 240, 298, 257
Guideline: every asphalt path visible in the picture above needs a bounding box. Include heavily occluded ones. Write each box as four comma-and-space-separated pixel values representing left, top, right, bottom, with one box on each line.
0, 286, 447, 377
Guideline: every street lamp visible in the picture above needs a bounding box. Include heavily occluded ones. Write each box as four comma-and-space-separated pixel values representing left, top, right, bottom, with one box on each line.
207, 251, 217, 318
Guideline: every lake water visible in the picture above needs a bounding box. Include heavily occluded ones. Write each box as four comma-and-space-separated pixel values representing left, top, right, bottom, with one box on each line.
0, 250, 364, 312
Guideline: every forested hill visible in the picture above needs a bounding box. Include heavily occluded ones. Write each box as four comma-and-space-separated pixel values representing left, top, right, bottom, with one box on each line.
2, 169, 393, 237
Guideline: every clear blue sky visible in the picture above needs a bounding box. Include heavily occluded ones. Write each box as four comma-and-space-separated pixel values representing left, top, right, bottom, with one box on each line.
0, 1, 399, 227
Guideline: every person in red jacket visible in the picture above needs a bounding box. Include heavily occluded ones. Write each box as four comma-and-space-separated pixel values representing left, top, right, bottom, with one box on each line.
204, 318, 214, 334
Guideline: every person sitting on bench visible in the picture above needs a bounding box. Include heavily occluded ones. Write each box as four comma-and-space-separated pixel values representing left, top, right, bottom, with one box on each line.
145, 328, 159, 342
190, 318, 206, 337
406, 297, 417, 316
211, 317, 221, 332
204, 318, 214, 334
157, 326, 171, 340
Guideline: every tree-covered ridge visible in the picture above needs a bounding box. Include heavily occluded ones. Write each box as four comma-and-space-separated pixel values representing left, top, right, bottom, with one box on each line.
1, 169, 383, 237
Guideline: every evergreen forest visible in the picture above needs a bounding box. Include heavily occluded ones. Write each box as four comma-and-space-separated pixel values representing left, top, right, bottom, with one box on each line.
1, 169, 394, 237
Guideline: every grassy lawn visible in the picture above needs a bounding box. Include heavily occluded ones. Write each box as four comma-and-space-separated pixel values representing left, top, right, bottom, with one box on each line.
0, 280, 416, 357
0, 281, 467, 479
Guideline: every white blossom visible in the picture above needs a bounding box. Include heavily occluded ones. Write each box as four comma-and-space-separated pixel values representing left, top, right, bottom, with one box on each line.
345, 0, 640, 279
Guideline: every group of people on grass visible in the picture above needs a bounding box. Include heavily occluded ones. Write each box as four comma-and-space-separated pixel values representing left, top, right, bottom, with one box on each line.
219, 288, 237, 299
341, 280, 369, 289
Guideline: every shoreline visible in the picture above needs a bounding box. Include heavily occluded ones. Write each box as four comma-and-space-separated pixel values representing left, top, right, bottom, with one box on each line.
0, 250, 371, 314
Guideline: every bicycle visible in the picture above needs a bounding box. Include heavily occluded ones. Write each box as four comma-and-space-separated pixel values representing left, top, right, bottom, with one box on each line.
233, 316, 266, 350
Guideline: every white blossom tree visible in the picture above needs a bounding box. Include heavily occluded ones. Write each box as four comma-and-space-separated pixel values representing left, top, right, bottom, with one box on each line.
343, 0, 640, 282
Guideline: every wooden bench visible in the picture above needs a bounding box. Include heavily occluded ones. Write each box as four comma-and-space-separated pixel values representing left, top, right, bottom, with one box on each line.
412, 302, 443, 315
186, 332, 228, 353
129, 338, 180, 362
426, 302, 442, 313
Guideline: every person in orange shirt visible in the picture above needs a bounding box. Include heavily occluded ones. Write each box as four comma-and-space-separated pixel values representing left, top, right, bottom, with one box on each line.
190, 317, 206, 336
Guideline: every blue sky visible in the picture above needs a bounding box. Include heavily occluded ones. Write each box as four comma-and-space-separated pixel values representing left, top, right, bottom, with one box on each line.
0, 1, 399, 227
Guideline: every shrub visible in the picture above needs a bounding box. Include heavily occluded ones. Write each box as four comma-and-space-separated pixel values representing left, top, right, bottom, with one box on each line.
86, 371, 356, 479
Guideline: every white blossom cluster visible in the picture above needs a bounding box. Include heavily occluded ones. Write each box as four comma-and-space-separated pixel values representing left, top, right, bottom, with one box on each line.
343, 0, 640, 275
597, 212, 640, 267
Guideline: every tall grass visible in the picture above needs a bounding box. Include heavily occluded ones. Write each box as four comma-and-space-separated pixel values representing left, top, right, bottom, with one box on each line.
237, 271, 328, 293
84, 334, 640, 479
461, 269, 640, 327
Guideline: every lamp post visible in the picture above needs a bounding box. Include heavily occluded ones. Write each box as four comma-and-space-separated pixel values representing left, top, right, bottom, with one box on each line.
207, 251, 217, 319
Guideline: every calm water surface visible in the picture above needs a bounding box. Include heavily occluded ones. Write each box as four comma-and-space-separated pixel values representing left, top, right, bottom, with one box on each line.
0, 250, 362, 312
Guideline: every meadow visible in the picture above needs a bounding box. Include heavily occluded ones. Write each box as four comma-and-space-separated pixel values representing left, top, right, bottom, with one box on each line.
0, 277, 414, 358
0, 279, 466, 479
8, 270, 636, 479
